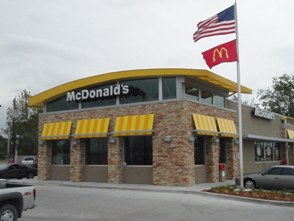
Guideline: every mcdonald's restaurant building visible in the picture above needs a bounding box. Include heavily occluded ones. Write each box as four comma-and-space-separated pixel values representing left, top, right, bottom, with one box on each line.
29, 68, 294, 186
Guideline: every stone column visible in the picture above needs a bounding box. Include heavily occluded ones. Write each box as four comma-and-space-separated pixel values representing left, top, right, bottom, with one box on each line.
108, 137, 124, 183
38, 141, 51, 180
70, 139, 85, 182
226, 138, 238, 179
153, 134, 195, 186
206, 136, 219, 183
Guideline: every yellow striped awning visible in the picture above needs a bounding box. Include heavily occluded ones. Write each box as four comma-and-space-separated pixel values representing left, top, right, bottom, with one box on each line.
41, 121, 72, 140
114, 114, 154, 136
192, 114, 218, 136
287, 129, 294, 139
74, 118, 110, 138
216, 118, 237, 137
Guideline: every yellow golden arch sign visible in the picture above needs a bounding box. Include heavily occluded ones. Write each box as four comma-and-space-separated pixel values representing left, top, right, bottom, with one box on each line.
213, 47, 229, 62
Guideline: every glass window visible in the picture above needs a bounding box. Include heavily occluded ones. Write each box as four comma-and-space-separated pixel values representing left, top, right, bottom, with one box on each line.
265, 142, 273, 161
47, 95, 79, 112
282, 168, 294, 175
124, 136, 152, 165
214, 94, 225, 108
81, 83, 116, 108
219, 138, 226, 164
85, 138, 108, 165
194, 136, 205, 165
120, 78, 159, 104
162, 77, 176, 100
201, 90, 213, 105
255, 142, 280, 162
265, 167, 282, 175
273, 143, 281, 161
255, 142, 264, 162
52, 140, 70, 165
185, 84, 199, 101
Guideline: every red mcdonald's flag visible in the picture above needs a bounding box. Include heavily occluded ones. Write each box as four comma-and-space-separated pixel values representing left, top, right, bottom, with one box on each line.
201, 39, 238, 69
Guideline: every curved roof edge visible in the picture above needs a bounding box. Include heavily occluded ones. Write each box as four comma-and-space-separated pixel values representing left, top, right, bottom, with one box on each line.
29, 68, 252, 107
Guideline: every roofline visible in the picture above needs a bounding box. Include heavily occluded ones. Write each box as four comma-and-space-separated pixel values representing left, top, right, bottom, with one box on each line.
29, 68, 252, 107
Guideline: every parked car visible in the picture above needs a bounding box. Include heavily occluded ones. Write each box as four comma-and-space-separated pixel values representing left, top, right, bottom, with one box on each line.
236, 165, 294, 190
0, 179, 36, 221
21, 156, 37, 167
0, 164, 37, 179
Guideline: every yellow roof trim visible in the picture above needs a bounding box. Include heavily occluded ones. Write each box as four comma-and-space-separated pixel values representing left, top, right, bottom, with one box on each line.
29, 68, 252, 107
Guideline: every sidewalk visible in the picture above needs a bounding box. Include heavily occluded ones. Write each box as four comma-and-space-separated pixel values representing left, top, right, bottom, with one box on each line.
8, 178, 294, 206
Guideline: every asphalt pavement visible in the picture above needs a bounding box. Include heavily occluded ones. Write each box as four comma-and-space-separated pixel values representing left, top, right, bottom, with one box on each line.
8, 178, 294, 207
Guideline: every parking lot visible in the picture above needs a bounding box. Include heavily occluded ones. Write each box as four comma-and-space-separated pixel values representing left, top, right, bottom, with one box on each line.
20, 183, 294, 221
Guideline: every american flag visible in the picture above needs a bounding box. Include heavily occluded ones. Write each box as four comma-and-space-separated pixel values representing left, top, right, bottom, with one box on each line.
193, 5, 235, 43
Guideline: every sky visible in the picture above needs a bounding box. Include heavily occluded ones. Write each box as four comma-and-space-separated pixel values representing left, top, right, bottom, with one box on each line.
1, 0, 294, 130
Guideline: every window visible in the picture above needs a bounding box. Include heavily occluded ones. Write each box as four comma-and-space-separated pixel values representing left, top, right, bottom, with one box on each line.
255, 142, 281, 162
273, 143, 281, 161
185, 85, 199, 101
47, 95, 79, 112
214, 94, 225, 108
201, 90, 213, 105
265, 167, 282, 175
194, 136, 205, 165
124, 136, 152, 165
85, 138, 108, 165
120, 78, 159, 104
219, 138, 227, 164
81, 83, 116, 108
162, 77, 176, 100
52, 140, 70, 165
282, 168, 294, 175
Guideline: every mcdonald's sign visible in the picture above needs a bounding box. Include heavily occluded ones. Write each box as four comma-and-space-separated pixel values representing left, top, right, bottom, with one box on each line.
201, 39, 238, 69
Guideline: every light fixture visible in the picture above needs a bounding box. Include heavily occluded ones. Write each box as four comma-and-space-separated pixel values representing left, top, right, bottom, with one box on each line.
214, 138, 220, 143
164, 135, 172, 143
109, 137, 116, 144
188, 135, 195, 142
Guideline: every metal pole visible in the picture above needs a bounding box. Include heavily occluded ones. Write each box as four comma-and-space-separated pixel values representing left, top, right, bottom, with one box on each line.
11, 97, 16, 161
234, 1, 244, 189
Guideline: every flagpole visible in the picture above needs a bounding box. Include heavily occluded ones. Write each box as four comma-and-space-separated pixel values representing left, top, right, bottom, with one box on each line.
234, 0, 244, 189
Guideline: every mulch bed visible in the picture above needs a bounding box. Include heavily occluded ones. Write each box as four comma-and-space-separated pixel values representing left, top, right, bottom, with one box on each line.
206, 186, 294, 202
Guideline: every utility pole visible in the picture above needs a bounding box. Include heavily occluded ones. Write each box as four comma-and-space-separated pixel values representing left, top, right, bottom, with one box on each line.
11, 98, 16, 162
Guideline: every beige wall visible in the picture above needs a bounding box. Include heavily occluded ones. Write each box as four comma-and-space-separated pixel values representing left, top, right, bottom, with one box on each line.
195, 166, 207, 184
84, 166, 108, 182
123, 166, 153, 184
50, 166, 70, 181
227, 101, 283, 138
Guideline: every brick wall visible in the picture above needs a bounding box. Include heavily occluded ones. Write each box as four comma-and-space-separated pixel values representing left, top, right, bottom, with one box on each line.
38, 100, 238, 186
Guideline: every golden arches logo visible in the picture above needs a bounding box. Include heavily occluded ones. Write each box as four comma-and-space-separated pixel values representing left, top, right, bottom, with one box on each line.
213, 47, 229, 62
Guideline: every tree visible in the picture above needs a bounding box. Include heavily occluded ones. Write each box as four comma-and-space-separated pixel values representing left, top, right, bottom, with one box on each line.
257, 74, 294, 117
5, 90, 42, 157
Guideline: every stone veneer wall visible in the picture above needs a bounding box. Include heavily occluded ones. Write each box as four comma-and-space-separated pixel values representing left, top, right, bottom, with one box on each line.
38, 100, 238, 186
70, 139, 85, 182
185, 100, 238, 181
